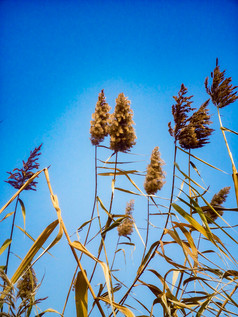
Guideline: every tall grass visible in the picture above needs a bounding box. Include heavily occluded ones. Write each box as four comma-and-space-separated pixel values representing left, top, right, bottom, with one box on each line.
1, 61, 238, 316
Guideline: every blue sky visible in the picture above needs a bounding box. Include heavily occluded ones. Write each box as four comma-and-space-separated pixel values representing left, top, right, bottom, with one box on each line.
1, 0, 238, 315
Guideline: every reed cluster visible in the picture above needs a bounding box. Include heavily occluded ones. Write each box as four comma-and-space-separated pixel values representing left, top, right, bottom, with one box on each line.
1, 60, 238, 317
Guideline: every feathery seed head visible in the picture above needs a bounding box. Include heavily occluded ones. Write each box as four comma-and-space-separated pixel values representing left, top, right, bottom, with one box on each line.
17, 267, 38, 300
117, 200, 134, 237
204, 186, 231, 223
178, 100, 214, 149
168, 84, 194, 141
144, 147, 166, 195
90, 89, 111, 145
205, 59, 238, 108
5, 144, 42, 191
109, 93, 136, 153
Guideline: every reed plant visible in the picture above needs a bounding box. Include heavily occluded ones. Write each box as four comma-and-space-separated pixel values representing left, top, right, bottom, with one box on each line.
0, 61, 238, 316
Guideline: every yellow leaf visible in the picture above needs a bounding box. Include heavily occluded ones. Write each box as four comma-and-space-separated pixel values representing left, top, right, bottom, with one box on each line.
75, 270, 88, 317
98, 297, 135, 317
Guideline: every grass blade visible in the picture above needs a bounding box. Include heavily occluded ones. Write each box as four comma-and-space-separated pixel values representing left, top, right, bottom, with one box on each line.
0, 169, 44, 215
16, 225, 53, 256
0, 239, 11, 256
178, 147, 227, 174
70, 240, 113, 313
18, 198, 26, 229
35, 308, 63, 316
10, 219, 59, 284
221, 126, 238, 135
75, 270, 88, 317
98, 297, 135, 317
0, 211, 14, 223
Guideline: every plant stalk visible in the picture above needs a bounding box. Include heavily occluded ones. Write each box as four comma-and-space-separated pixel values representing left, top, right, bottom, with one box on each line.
5, 195, 20, 276
142, 198, 150, 260
62, 145, 98, 315
217, 107, 238, 207
118, 143, 177, 308
89, 151, 118, 283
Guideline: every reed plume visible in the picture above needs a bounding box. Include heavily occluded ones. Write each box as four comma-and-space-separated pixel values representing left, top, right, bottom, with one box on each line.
144, 146, 166, 195
5, 144, 42, 191
90, 89, 111, 145
203, 186, 231, 223
168, 84, 194, 141
117, 200, 134, 237
178, 100, 214, 149
109, 93, 136, 152
205, 58, 238, 109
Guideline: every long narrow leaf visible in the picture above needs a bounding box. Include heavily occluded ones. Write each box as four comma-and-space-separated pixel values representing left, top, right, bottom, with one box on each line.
75, 270, 88, 317
0, 169, 44, 215
178, 147, 227, 173
98, 297, 135, 317
0, 211, 14, 223
70, 240, 113, 312
10, 220, 59, 284
0, 239, 11, 256
18, 198, 26, 229
16, 225, 53, 256
221, 126, 238, 135
35, 308, 63, 316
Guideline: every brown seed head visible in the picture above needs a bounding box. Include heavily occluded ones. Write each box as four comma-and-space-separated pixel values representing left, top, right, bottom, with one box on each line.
205, 59, 238, 108
117, 200, 134, 237
109, 93, 136, 152
90, 89, 111, 145
5, 144, 42, 191
17, 267, 38, 300
168, 84, 194, 141
204, 186, 231, 223
144, 147, 166, 195
178, 100, 214, 149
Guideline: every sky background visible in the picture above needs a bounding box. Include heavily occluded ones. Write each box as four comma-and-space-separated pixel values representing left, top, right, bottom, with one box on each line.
1, 0, 238, 316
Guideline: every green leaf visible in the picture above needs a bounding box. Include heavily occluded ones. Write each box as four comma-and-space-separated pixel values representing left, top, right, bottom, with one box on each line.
75, 270, 88, 317
0, 239, 11, 255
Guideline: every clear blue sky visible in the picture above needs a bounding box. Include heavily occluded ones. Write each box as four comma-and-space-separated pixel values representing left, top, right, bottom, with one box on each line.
1, 0, 238, 316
